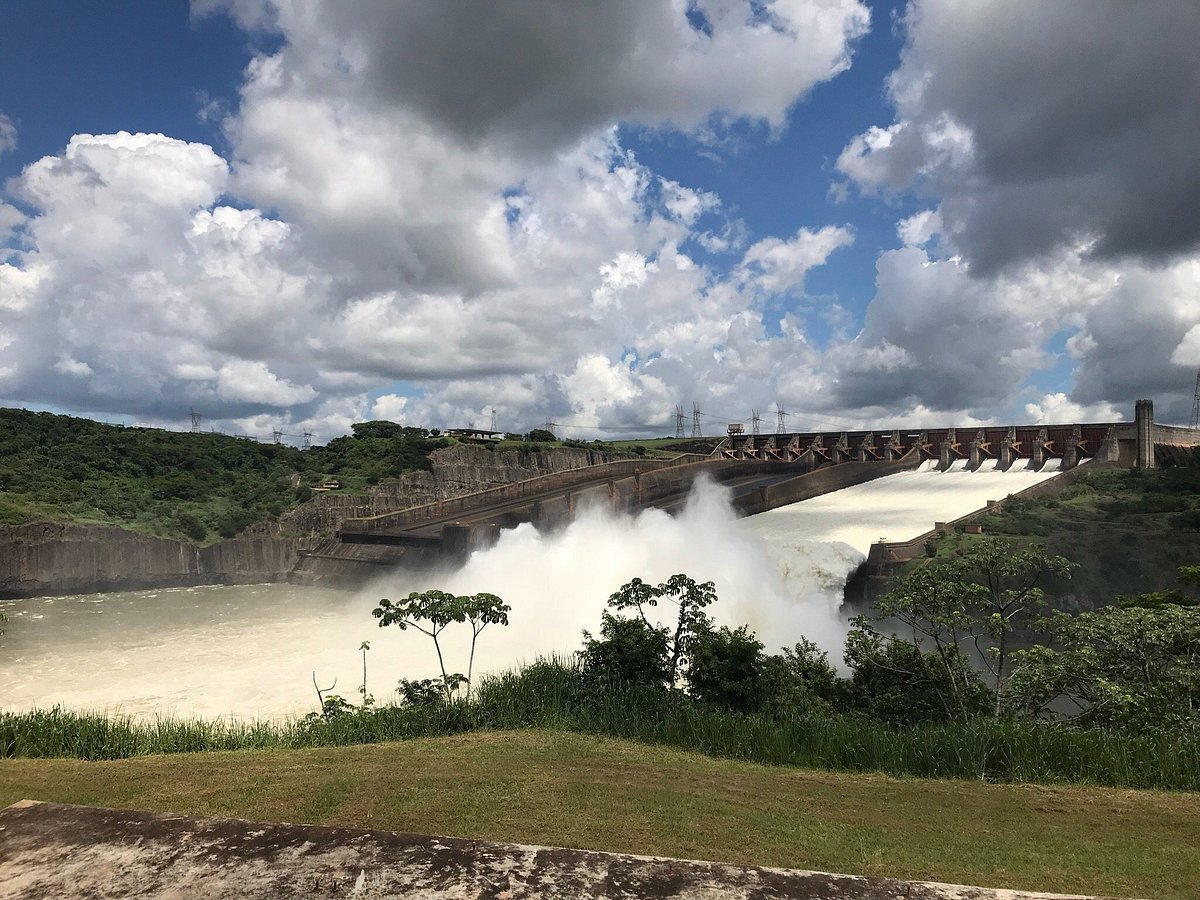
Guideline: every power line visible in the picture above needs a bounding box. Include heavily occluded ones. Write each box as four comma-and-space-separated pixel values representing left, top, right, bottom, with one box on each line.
1191, 368, 1200, 430
535, 419, 665, 433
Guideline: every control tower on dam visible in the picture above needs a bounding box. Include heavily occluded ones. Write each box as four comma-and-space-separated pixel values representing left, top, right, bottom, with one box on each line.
288, 401, 1200, 587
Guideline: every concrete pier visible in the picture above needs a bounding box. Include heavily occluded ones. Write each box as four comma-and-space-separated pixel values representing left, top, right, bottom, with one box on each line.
1135, 398, 1155, 469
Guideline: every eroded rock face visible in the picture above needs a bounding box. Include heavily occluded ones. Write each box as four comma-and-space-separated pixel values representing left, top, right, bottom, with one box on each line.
0, 801, 1105, 900
0, 445, 635, 598
279, 444, 635, 537
0, 522, 309, 599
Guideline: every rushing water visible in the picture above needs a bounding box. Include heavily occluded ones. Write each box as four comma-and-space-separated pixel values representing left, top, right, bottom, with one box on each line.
0, 461, 1065, 721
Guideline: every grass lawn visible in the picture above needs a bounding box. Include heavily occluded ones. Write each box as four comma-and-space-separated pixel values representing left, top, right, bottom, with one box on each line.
1, 729, 1195, 898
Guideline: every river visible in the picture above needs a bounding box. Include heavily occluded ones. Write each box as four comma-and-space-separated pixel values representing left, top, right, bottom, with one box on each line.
0, 461, 1064, 721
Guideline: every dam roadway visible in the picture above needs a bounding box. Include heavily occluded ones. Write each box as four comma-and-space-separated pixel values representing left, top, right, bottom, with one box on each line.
292, 453, 923, 583
354, 466, 806, 541
288, 404, 1200, 586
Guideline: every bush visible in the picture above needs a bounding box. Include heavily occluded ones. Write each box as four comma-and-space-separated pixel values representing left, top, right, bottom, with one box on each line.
579, 613, 670, 688
174, 511, 208, 542
845, 633, 991, 725
686, 625, 766, 713
761, 639, 845, 719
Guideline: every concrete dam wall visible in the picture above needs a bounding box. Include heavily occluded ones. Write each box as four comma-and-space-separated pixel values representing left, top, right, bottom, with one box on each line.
279, 444, 640, 537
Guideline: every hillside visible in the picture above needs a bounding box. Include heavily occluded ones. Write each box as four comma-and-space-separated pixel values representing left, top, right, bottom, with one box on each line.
932, 460, 1200, 607
0, 409, 447, 543
0, 409, 659, 545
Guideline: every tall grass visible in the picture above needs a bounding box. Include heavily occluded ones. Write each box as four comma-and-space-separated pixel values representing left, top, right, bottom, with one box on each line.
3, 659, 1198, 792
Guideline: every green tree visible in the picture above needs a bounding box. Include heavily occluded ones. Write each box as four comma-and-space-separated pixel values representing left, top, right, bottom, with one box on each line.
760, 639, 845, 719
351, 420, 407, 439
861, 538, 1071, 717
460, 592, 510, 696
606, 573, 718, 685
686, 624, 766, 712
373, 589, 511, 700
579, 613, 671, 687
844, 627, 991, 724
526, 428, 556, 442
1008, 601, 1200, 730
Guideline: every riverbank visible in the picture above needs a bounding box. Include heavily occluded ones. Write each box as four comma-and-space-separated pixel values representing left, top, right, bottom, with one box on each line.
2, 729, 1195, 898
5, 661, 1199, 793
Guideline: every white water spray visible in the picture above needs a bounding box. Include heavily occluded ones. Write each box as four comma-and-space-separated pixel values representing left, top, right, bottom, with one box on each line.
0, 461, 1066, 720
367, 476, 851, 686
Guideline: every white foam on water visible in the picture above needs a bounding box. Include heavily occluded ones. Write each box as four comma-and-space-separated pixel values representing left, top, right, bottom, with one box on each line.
745, 458, 1065, 555
0, 461, 1068, 721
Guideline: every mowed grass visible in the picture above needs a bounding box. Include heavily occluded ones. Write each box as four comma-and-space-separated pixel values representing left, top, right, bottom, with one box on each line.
2, 730, 1196, 898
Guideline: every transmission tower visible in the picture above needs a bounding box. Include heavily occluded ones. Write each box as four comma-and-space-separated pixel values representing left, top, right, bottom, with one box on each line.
1191, 368, 1200, 430
750, 409, 762, 436
189, 408, 202, 432
674, 404, 686, 439
489, 407, 498, 432
691, 402, 702, 438
303, 430, 314, 449
775, 403, 787, 434
272, 428, 285, 445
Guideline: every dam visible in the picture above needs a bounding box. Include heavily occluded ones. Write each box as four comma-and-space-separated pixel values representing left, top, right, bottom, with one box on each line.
292, 399, 1200, 587
0, 458, 1074, 721
2, 400, 1198, 720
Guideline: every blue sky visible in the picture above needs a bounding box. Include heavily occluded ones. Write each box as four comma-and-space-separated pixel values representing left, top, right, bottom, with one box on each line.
2, 1, 1198, 440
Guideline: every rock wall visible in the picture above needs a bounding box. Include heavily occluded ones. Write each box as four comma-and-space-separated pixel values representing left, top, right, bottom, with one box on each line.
0, 445, 638, 598
0, 522, 310, 600
279, 444, 635, 537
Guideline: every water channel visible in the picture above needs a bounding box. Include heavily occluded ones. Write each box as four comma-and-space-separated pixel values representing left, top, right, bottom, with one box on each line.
0, 461, 1064, 721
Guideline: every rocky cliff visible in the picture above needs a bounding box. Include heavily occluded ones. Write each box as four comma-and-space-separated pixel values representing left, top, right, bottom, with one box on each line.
0, 522, 311, 599
0, 444, 636, 598
279, 444, 635, 537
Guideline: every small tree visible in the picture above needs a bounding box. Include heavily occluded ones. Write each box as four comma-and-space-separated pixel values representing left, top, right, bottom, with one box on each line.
859, 538, 1071, 718
461, 592, 510, 696
844, 627, 990, 724
1008, 602, 1200, 730
358, 641, 372, 706
760, 639, 845, 719
606, 573, 718, 685
373, 589, 511, 700
580, 613, 671, 687
686, 624, 766, 713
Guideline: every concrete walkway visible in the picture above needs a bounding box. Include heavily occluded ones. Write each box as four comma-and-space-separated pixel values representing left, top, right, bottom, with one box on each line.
0, 800, 1111, 899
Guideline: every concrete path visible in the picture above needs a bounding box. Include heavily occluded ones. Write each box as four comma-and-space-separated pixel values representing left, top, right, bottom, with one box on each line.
0, 800, 1113, 899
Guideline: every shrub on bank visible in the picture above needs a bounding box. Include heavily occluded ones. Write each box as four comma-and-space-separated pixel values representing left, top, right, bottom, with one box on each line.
3, 658, 1199, 793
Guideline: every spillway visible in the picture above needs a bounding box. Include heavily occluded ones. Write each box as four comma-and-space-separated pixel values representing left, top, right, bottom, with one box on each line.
0, 460, 1070, 721
743, 458, 1067, 556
